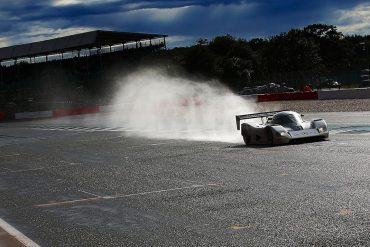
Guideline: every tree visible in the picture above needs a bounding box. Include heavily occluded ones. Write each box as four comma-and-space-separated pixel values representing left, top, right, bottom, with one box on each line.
184, 41, 216, 76
209, 35, 236, 56
261, 29, 323, 85
303, 24, 343, 40
212, 37, 255, 89
304, 24, 346, 70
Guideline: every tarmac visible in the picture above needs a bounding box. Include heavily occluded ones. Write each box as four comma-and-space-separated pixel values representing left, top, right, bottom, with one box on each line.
1, 111, 370, 246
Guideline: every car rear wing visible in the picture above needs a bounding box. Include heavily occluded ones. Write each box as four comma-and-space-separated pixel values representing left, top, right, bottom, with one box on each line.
235, 110, 287, 130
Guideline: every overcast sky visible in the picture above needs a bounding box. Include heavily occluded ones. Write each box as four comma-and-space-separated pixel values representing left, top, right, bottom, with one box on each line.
0, 0, 369, 48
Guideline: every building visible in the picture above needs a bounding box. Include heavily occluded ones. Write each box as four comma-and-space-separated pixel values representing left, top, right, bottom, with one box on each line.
0, 30, 167, 114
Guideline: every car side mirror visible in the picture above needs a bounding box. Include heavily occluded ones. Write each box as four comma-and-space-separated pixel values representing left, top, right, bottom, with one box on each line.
301, 114, 304, 117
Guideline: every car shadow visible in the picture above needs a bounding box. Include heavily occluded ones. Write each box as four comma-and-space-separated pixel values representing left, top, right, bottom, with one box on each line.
227, 144, 274, 149
228, 138, 329, 149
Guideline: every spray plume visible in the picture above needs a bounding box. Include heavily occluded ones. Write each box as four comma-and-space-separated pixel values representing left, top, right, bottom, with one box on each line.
108, 69, 260, 143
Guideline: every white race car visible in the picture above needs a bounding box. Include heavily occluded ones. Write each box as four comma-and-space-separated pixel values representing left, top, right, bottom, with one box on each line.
236, 110, 329, 145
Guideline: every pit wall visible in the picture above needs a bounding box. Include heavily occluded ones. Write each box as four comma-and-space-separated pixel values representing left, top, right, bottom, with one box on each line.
1, 88, 370, 121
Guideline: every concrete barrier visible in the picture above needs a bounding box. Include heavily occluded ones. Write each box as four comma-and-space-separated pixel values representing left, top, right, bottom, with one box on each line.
248, 88, 370, 102
12, 106, 100, 120
99, 105, 114, 113
99, 103, 135, 113
15, 111, 53, 120
3, 88, 370, 122
240, 95, 258, 102
318, 88, 370, 100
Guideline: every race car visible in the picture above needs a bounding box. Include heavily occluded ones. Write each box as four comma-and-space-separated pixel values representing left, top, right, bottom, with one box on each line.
236, 110, 329, 145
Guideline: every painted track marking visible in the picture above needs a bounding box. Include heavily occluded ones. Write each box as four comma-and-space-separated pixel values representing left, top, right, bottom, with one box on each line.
125, 141, 185, 149
161, 178, 204, 185
0, 153, 21, 158
0, 218, 40, 247
35, 184, 218, 208
78, 190, 103, 197
0, 163, 79, 174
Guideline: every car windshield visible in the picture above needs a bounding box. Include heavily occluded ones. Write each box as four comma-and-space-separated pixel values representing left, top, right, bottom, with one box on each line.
271, 113, 302, 126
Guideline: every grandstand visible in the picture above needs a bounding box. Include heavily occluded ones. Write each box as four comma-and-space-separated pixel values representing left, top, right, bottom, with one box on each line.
0, 30, 167, 115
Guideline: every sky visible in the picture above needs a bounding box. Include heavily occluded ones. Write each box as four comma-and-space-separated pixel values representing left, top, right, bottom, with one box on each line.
0, 0, 369, 48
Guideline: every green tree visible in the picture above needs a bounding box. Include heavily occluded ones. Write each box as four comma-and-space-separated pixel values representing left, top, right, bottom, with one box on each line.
209, 36, 255, 89
303, 24, 346, 70
261, 29, 323, 86
303, 24, 343, 40
184, 41, 216, 76
209, 35, 236, 56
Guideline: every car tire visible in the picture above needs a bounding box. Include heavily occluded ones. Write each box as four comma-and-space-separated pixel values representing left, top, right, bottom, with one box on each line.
241, 124, 250, 145
266, 127, 274, 146
242, 133, 250, 145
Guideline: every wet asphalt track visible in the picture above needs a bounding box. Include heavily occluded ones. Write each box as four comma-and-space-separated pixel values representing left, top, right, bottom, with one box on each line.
1, 112, 370, 246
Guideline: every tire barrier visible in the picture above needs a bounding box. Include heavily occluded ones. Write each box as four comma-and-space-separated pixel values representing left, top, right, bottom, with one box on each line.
257, 92, 318, 102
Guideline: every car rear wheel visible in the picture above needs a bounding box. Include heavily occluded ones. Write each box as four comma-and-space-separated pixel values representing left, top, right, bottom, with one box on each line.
242, 133, 250, 145
266, 127, 274, 146
241, 124, 250, 145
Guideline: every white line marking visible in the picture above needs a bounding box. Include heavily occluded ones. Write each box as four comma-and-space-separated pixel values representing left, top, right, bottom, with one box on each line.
35, 184, 218, 208
126, 141, 184, 149
1, 168, 12, 171
105, 184, 207, 199
0, 217, 40, 247
161, 178, 204, 185
0, 163, 79, 174
0, 153, 20, 158
59, 161, 77, 164
78, 190, 102, 197
149, 142, 170, 146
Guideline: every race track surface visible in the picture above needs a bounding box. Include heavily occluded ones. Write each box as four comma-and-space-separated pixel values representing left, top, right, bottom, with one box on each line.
1, 112, 370, 246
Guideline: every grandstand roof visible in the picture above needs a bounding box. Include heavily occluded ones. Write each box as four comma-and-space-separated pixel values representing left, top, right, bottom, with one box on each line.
0, 30, 167, 61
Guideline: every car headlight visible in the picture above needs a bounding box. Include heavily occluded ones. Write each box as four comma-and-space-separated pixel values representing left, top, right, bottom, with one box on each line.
318, 127, 327, 133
